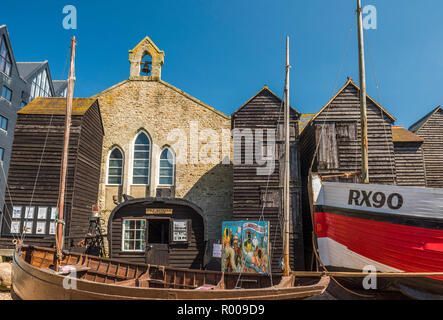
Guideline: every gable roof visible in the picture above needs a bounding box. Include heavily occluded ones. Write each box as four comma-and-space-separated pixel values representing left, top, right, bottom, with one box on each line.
232, 85, 301, 117
409, 106, 442, 133
18, 98, 98, 116
53, 80, 68, 96
310, 78, 397, 123
392, 126, 424, 143
0, 25, 20, 80
16, 62, 46, 80
92, 79, 230, 120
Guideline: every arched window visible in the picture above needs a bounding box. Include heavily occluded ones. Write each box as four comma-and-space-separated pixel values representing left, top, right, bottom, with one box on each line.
133, 132, 151, 185
159, 148, 175, 186
108, 148, 124, 185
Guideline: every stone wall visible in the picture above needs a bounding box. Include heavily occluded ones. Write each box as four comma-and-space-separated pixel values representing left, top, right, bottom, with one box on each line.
94, 79, 233, 242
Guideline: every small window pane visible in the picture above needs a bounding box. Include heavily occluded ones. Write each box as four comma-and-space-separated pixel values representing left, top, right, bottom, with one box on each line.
36, 222, 46, 235
122, 219, 146, 252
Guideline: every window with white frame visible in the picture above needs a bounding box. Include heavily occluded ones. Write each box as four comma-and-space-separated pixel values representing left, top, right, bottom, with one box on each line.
122, 219, 146, 252
132, 132, 151, 185
0, 36, 12, 76
107, 148, 123, 185
159, 148, 175, 186
30, 68, 52, 99
0, 115, 8, 132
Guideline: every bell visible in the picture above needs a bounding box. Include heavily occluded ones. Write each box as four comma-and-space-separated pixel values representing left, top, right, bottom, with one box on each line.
141, 61, 152, 75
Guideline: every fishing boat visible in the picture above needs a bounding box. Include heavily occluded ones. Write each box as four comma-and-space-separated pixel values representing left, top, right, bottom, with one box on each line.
309, 0, 443, 299
11, 36, 330, 300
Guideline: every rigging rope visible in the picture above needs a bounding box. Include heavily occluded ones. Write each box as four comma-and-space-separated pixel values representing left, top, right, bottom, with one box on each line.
21, 113, 56, 243
365, 30, 397, 185
234, 85, 286, 289
311, 232, 375, 299
309, 22, 354, 173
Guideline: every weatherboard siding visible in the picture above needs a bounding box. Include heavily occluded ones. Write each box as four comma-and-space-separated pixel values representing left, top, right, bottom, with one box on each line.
414, 108, 443, 188
232, 88, 304, 272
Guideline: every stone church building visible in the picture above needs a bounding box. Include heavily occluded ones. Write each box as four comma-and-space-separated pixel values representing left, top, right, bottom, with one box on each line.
94, 37, 232, 244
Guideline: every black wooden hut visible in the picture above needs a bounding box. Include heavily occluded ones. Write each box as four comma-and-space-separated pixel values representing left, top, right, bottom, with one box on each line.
107, 197, 207, 270
0, 98, 104, 251
299, 78, 397, 268
409, 106, 443, 188
392, 126, 426, 187
231, 86, 305, 272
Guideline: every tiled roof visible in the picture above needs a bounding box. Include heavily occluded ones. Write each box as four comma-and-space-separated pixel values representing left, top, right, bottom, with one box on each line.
392, 126, 424, 143
18, 97, 97, 116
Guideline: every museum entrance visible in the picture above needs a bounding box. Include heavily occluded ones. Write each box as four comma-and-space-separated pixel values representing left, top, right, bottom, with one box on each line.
145, 218, 170, 265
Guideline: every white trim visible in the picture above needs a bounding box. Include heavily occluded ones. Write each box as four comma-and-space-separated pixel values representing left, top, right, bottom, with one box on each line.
317, 237, 403, 273
121, 218, 146, 252
106, 146, 124, 186
158, 147, 175, 187
130, 130, 152, 186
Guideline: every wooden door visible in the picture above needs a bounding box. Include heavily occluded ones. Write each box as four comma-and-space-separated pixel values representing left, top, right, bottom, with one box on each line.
145, 218, 170, 265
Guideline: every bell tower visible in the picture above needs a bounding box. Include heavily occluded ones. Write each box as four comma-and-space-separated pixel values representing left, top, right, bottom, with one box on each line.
129, 36, 165, 80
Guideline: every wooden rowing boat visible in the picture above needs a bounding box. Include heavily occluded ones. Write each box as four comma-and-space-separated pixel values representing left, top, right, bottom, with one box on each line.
12, 245, 329, 300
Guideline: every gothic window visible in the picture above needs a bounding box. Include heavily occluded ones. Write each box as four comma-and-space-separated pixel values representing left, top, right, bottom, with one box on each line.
133, 132, 151, 185
108, 147, 124, 185
159, 148, 175, 186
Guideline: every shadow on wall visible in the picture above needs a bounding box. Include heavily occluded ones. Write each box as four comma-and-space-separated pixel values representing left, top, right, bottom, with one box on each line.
184, 162, 233, 270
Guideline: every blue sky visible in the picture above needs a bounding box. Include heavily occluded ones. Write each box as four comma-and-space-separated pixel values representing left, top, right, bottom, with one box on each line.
2, 0, 442, 127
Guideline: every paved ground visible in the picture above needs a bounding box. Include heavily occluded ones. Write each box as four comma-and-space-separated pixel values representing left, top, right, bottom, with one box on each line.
0, 291, 11, 300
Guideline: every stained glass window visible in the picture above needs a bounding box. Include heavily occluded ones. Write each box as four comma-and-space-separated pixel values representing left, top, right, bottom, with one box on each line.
122, 219, 146, 252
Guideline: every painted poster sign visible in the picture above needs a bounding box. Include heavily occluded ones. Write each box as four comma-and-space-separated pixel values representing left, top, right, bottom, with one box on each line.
221, 221, 270, 274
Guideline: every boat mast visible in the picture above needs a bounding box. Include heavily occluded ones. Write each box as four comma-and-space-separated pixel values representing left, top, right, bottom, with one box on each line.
283, 36, 291, 277
357, 0, 370, 184
55, 36, 77, 270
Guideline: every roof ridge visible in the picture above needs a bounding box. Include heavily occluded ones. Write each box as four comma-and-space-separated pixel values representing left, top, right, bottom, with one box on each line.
409, 105, 442, 132
309, 78, 396, 123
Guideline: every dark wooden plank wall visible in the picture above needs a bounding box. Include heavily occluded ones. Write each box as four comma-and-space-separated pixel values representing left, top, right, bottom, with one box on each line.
300, 83, 396, 269
232, 89, 304, 272
1, 103, 104, 250
394, 142, 426, 187
414, 109, 443, 188
69, 102, 104, 240
109, 203, 205, 269
1, 114, 82, 246
302, 83, 396, 185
